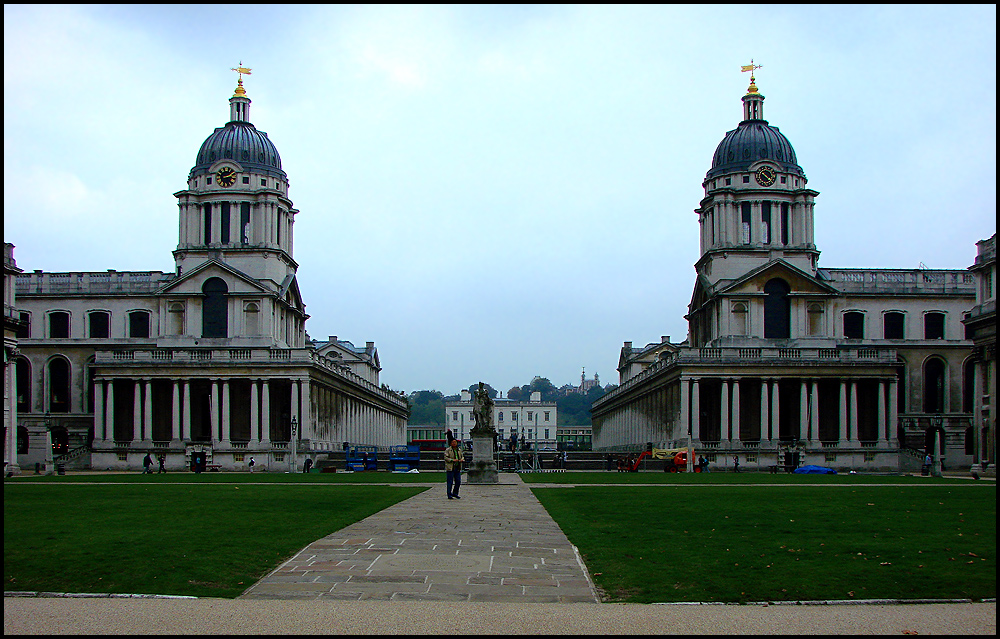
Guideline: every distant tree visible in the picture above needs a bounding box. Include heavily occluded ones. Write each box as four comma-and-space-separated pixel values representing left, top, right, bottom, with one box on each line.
506, 386, 525, 401
529, 377, 558, 401
407, 390, 446, 425
467, 382, 498, 399
585, 384, 606, 403
557, 393, 591, 425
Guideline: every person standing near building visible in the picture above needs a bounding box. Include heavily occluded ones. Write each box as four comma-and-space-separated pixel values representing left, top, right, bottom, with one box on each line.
248, 456, 256, 473
444, 438, 465, 499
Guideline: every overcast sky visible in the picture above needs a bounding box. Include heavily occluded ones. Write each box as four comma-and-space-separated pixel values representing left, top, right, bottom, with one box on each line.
5, 5, 996, 396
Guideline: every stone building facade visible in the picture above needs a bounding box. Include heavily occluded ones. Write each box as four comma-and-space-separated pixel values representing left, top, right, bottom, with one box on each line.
962, 234, 996, 476
9, 78, 408, 473
591, 74, 980, 472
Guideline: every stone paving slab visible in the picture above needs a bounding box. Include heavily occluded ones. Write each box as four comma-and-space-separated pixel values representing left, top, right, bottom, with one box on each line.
239, 473, 600, 603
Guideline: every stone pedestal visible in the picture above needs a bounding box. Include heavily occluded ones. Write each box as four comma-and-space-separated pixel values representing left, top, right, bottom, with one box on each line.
465, 434, 498, 484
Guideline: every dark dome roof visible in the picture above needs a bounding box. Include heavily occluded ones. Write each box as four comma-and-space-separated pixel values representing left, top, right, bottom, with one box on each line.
192, 121, 285, 177
707, 119, 804, 179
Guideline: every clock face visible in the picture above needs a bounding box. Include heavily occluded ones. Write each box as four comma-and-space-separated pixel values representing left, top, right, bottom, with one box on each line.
216, 167, 237, 187
755, 165, 777, 187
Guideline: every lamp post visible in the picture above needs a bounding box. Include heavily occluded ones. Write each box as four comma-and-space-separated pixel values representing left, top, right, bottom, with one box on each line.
290, 416, 298, 473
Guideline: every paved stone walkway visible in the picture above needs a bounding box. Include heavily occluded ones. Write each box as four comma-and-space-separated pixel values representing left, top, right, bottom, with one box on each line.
240, 473, 600, 602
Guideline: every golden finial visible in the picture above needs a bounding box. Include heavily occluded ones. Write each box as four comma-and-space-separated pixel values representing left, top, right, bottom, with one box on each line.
231, 62, 252, 97
741, 60, 762, 94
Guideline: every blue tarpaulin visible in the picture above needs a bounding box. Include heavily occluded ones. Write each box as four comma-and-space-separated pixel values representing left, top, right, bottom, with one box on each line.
793, 464, 837, 474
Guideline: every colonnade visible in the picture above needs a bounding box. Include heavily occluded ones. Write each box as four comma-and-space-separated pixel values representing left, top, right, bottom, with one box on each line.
91, 375, 405, 449
594, 374, 898, 450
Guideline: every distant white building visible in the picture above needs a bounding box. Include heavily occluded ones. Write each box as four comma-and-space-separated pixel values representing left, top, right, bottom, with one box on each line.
445, 389, 557, 449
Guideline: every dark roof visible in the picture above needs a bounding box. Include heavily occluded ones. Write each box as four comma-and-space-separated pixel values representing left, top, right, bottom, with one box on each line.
191, 121, 284, 177
707, 119, 804, 179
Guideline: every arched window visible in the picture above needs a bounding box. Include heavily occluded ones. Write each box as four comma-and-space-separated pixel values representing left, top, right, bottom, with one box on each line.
49, 311, 70, 338
244, 301, 260, 336
763, 279, 791, 339
807, 302, 825, 336
883, 312, 905, 339
128, 310, 151, 338
16, 357, 31, 413
202, 277, 229, 338
843, 311, 865, 339
48, 357, 71, 413
923, 357, 946, 414
924, 312, 945, 339
89, 311, 110, 338
168, 302, 185, 336
731, 301, 748, 336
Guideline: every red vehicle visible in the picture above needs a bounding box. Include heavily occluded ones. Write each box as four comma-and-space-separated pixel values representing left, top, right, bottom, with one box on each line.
651, 448, 703, 472
411, 439, 447, 452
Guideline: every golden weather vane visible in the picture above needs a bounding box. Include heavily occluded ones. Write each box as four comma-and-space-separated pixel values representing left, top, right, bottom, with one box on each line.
232, 62, 252, 81
741, 59, 762, 94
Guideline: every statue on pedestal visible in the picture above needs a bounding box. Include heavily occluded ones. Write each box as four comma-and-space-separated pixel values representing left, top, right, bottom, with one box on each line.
467, 381, 499, 484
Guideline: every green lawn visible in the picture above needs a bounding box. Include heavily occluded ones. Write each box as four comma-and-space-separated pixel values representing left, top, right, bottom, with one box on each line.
8, 470, 444, 483
520, 471, 972, 484
531, 483, 996, 603
4, 483, 425, 598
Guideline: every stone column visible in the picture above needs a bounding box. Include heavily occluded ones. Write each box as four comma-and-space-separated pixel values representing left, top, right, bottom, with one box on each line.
877, 379, 888, 448
143, 379, 153, 442
221, 379, 231, 445
251, 380, 260, 444
839, 379, 849, 445
732, 378, 741, 444
171, 380, 181, 442
679, 377, 690, 447
887, 378, 898, 447
798, 379, 808, 443
850, 381, 859, 444
210, 379, 220, 443
261, 380, 271, 445
771, 379, 780, 443
761, 379, 770, 445
720, 379, 730, 446
133, 380, 142, 443
182, 381, 191, 442
94, 379, 105, 442
301, 378, 312, 441
105, 380, 115, 442
691, 378, 701, 444
809, 380, 819, 445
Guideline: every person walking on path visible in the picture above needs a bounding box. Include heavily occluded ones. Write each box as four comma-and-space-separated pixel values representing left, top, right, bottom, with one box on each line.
142, 453, 153, 474
733, 455, 740, 473
248, 456, 256, 473
444, 438, 465, 499
157, 454, 166, 474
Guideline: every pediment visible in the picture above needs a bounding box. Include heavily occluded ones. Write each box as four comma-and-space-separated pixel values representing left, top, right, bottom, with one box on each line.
717, 259, 839, 297
158, 259, 271, 296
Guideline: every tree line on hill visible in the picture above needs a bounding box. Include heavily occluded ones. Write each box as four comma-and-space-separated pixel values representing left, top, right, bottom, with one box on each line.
406, 376, 618, 426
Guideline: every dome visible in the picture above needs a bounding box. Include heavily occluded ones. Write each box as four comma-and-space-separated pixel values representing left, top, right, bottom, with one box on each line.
192, 122, 285, 178
706, 119, 804, 179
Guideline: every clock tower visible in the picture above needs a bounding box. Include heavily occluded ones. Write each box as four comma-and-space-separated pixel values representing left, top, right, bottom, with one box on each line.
693, 69, 820, 290
172, 68, 299, 292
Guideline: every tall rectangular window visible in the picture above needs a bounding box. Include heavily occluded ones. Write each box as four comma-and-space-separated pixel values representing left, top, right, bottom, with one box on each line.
203, 203, 212, 244
924, 313, 945, 339
741, 202, 752, 244
16, 312, 30, 338
883, 312, 904, 339
89, 311, 110, 338
220, 202, 231, 244
240, 202, 251, 244
129, 311, 151, 338
761, 201, 772, 244
843, 312, 865, 339
49, 312, 70, 338
780, 203, 790, 245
